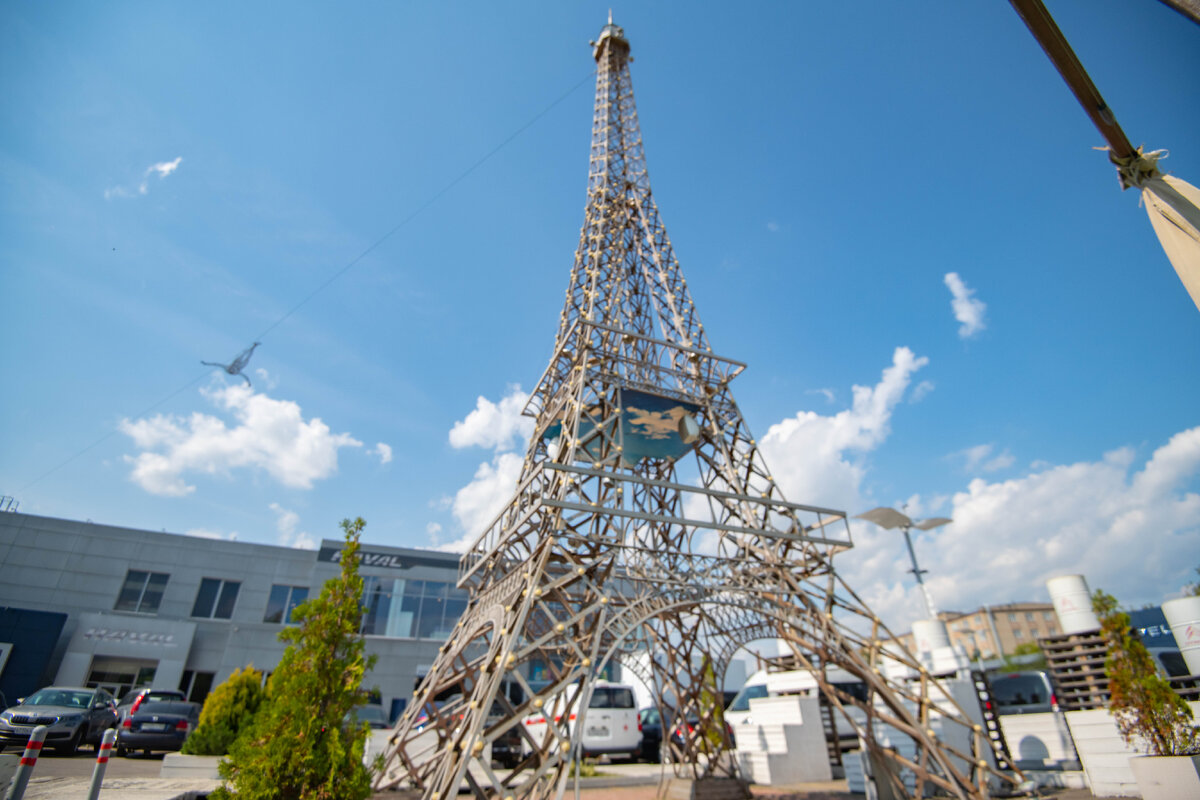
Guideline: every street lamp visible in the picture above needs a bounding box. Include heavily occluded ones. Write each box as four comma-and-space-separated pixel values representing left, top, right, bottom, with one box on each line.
855, 507, 952, 619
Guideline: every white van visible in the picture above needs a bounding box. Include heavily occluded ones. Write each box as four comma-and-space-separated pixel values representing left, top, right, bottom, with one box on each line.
725, 667, 868, 744
522, 680, 642, 761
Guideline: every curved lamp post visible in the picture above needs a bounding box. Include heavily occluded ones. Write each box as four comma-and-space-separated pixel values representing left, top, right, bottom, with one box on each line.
855, 507, 952, 619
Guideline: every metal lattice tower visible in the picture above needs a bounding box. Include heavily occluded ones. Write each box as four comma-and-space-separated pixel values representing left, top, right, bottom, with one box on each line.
376, 19, 1022, 800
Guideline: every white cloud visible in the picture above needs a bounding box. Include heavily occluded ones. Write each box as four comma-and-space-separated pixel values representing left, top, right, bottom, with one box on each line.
910, 380, 934, 403
943, 272, 987, 339
269, 502, 316, 549
106, 156, 184, 200
440, 386, 537, 551
758, 347, 929, 512
427, 522, 443, 547
149, 157, 182, 179
443, 451, 524, 552
186, 527, 238, 541
806, 388, 836, 404
955, 443, 1014, 474
369, 442, 394, 464
448, 386, 534, 452
766, 221, 780, 233
253, 368, 278, 390
119, 382, 362, 496
845, 427, 1200, 633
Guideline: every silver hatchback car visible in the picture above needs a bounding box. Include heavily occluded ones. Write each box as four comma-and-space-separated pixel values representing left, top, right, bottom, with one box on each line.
0, 686, 119, 754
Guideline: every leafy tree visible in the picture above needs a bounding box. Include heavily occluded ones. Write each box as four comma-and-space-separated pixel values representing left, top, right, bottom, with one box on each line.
215, 518, 378, 799
1187, 567, 1200, 597
181, 665, 264, 756
1000, 642, 1047, 672
1092, 589, 1199, 756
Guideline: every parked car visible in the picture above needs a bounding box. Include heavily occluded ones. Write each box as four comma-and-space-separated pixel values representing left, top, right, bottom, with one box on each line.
116, 688, 188, 726
346, 704, 390, 730
0, 686, 118, 754
116, 700, 201, 756
637, 707, 665, 763
988, 670, 1057, 715
523, 681, 642, 762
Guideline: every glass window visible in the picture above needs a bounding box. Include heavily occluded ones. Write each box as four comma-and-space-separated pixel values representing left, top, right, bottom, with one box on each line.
192, 578, 241, 619
1007, 613, 1017, 622
1014, 629, 1024, 639
114, 570, 170, 614
179, 670, 216, 704
1026, 612, 1035, 621
264, 585, 309, 623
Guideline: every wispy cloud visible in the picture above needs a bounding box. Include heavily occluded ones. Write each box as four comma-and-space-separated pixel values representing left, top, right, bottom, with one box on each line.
119, 382, 361, 496
943, 272, 987, 339
806, 388, 836, 404
369, 442, 393, 464
955, 443, 1015, 474
269, 502, 316, 549
910, 380, 935, 403
105, 156, 184, 200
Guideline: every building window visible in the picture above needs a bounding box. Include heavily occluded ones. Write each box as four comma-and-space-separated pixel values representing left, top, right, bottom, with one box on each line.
114, 570, 170, 614
192, 578, 241, 619
1008, 613, 1017, 622
179, 670, 216, 704
264, 585, 309, 624
1026, 612, 1035, 621
1014, 629, 1024, 639
360, 577, 468, 639
1043, 612, 1054, 621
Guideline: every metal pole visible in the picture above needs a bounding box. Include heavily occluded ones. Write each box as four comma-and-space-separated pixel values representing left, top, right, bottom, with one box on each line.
4, 725, 47, 800
900, 524, 938, 619
85, 729, 118, 800
1008, 0, 1135, 160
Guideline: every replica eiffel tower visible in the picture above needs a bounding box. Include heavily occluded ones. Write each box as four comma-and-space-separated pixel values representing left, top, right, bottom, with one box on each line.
377, 18, 1022, 800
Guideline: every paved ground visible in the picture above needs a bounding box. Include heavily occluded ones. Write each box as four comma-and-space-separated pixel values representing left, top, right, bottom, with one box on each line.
6, 757, 1135, 800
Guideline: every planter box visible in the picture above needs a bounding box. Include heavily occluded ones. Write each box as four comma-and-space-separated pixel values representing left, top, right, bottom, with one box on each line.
1129, 754, 1200, 800
161, 752, 224, 779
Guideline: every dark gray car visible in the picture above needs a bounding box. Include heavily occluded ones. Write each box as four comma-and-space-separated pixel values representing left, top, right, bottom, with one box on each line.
0, 686, 118, 754
989, 671, 1057, 715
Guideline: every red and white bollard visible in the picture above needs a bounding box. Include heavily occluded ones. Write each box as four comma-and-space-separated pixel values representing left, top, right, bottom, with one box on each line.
85, 728, 118, 800
4, 725, 47, 800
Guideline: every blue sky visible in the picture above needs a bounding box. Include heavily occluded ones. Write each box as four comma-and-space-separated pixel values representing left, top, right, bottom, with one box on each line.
2, 1, 1198, 632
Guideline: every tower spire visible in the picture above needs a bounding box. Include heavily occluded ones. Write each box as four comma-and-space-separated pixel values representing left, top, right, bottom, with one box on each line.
375, 20, 1025, 800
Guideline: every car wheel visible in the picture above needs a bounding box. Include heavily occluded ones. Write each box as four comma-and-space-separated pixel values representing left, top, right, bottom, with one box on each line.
117, 745, 127, 757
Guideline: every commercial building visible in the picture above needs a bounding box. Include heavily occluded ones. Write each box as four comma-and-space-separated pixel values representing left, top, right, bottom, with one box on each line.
889, 602, 1063, 660
0, 511, 465, 721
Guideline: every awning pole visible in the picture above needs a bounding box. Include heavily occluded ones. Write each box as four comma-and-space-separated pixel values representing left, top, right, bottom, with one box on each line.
1008, 0, 1136, 160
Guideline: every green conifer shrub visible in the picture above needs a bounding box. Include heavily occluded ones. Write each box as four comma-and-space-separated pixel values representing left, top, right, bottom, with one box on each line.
1092, 589, 1199, 756
181, 664, 265, 756
214, 517, 377, 799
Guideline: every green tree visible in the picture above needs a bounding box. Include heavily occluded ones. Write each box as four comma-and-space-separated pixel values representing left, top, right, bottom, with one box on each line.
181, 665, 265, 756
1092, 589, 1199, 756
215, 517, 378, 799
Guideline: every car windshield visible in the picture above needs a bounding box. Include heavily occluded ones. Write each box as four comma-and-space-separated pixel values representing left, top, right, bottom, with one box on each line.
588, 687, 634, 709
727, 683, 768, 712
357, 706, 386, 723
992, 674, 1048, 707
25, 689, 94, 708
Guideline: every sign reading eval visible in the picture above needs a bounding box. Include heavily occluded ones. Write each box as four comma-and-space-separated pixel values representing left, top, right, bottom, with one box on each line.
317, 545, 453, 571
